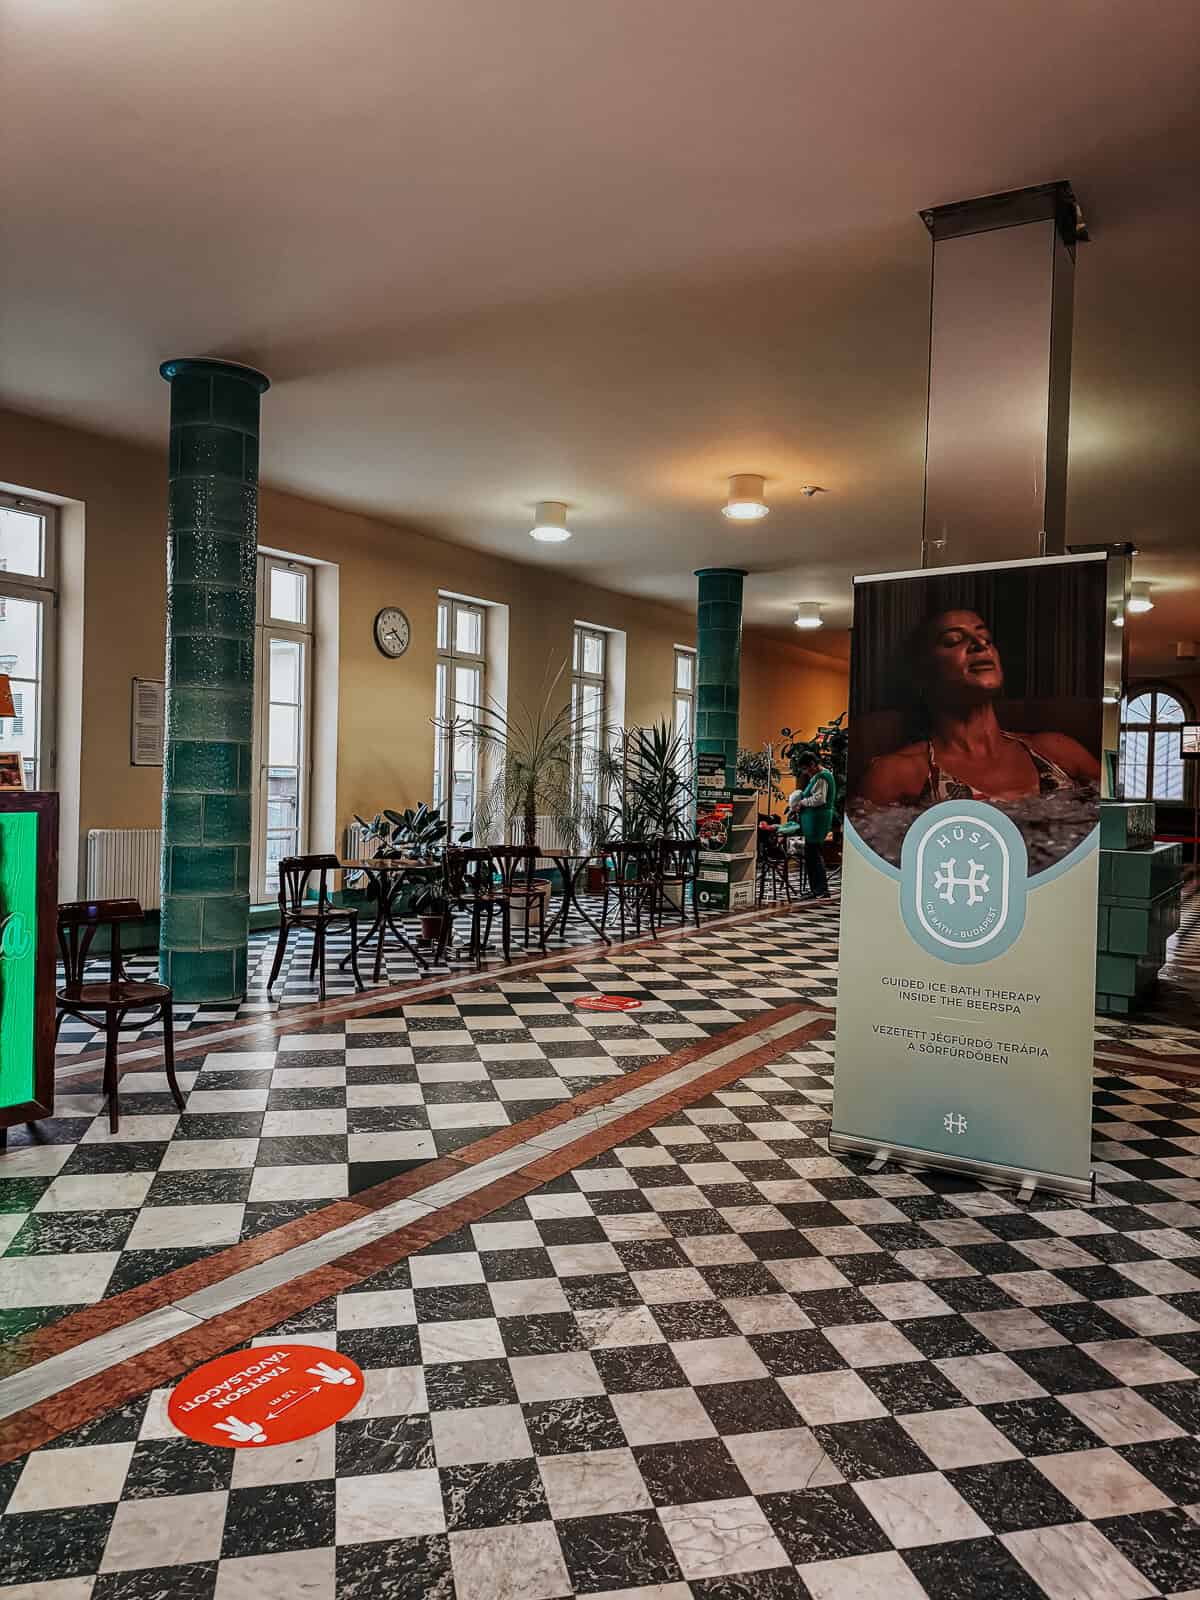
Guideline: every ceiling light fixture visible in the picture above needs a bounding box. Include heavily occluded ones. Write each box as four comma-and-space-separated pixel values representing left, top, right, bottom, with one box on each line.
722, 474, 769, 522
1127, 581, 1154, 614
529, 501, 571, 543
793, 602, 824, 630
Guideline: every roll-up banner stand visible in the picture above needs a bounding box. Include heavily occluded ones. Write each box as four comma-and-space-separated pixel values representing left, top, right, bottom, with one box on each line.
831, 553, 1108, 1200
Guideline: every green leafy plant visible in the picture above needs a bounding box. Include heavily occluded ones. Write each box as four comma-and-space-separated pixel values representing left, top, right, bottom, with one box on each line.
736, 747, 783, 802
779, 712, 849, 828
352, 802, 454, 860
599, 720, 694, 843
441, 661, 609, 851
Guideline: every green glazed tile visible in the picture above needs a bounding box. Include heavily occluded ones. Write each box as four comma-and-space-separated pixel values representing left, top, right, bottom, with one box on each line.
206, 587, 256, 635
177, 424, 246, 480
168, 845, 237, 896
169, 739, 240, 794
167, 372, 213, 424
201, 894, 251, 948
210, 373, 261, 431
202, 791, 252, 843
163, 792, 203, 844
166, 585, 210, 636
169, 532, 255, 592
168, 685, 253, 742
170, 634, 254, 689
161, 947, 242, 1003
160, 896, 203, 946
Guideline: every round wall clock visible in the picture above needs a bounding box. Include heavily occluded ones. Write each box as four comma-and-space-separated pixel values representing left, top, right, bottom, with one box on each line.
373, 607, 411, 658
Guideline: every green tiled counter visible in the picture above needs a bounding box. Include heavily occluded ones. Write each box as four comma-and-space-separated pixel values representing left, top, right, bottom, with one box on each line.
1096, 801, 1183, 1016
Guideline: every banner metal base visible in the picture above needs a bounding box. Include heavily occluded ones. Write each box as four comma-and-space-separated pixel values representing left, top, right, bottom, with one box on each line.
828, 1130, 1096, 1203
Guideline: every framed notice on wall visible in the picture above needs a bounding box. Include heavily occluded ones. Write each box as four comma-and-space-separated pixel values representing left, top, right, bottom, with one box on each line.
131, 678, 166, 766
0, 790, 59, 1131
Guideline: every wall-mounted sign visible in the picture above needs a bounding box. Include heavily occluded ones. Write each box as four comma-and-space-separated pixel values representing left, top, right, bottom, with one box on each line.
131, 677, 166, 766
831, 554, 1107, 1199
0, 792, 58, 1130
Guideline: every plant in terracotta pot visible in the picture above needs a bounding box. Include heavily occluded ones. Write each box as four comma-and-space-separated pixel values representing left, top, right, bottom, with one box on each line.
410, 877, 451, 945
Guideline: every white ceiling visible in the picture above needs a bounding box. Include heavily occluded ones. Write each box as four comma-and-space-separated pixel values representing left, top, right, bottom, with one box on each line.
2, 0, 1196, 669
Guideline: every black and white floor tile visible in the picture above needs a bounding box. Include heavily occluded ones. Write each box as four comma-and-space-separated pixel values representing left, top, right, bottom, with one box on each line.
52, 895, 641, 1058
5, 1039, 1200, 1597
1, 907, 842, 1343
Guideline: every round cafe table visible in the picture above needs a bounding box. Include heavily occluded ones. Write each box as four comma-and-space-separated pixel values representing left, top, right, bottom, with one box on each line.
339, 857, 437, 979
546, 851, 610, 945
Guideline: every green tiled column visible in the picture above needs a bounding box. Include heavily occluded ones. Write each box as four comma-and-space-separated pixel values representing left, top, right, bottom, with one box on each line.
694, 567, 747, 788
159, 358, 269, 1002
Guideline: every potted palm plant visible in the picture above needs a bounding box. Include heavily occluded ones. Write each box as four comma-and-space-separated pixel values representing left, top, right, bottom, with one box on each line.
441, 661, 608, 854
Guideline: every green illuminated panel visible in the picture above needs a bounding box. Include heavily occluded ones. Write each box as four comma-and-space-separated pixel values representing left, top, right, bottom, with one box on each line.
0, 811, 38, 1113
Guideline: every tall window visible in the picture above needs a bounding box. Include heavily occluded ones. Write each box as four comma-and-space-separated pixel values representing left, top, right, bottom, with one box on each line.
1120, 686, 1192, 801
253, 556, 313, 899
0, 493, 56, 789
572, 624, 607, 819
434, 597, 486, 834
673, 646, 696, 780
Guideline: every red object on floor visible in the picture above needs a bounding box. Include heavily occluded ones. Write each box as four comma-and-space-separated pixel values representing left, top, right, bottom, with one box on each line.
575, 994, 642, 1012
168, 1343, 363, 1448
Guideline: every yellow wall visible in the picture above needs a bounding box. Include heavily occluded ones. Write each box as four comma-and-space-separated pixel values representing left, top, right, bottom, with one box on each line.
3, 407, 844, 867
739, 634, 849, 757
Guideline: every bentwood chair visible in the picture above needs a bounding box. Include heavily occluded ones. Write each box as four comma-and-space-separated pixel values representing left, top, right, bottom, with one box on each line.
56, 898, 186, 1134
756, 824, 792, 905
490, 844, 549, 954
601, 841, 661, 939
654, 837, 703, 930
437, 846, 506, 967
267, 854, 365, 1002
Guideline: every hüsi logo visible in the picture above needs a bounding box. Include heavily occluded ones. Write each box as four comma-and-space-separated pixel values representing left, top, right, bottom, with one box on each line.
900, 802, 1028, 965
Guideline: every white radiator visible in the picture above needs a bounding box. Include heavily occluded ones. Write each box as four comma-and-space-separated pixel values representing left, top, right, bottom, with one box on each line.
86, 828, 162, 910
342, 822, 378, 862
506, 814, 579, 871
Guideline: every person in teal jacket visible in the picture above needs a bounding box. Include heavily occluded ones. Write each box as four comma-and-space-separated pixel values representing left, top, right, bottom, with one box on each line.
788, 751, 835, 898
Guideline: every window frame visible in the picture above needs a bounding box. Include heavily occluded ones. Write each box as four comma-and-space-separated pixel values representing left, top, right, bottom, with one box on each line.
1119, 683, 1195, 803
571, 624, 608, 820
0, 491, 58, 789
672, 645, 697, 785
434, 596, 487, 834
251, 554, 314, 901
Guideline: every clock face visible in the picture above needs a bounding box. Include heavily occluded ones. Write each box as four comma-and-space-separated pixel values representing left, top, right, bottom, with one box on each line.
374, 607, 411, 658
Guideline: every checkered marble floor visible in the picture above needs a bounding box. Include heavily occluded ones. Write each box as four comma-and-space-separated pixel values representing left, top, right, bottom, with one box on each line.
53, 895, 639, 1057
5, 1038, 1200, 1597
2, 905, 842, 1343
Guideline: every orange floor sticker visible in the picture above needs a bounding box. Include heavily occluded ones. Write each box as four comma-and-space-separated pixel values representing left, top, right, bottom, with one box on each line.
574, 994, 642, 1012
168, 1344, 364, 1447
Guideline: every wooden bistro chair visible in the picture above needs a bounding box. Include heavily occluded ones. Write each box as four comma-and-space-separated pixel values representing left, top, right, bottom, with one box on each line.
267, 854, 365, 1002
56, 898, 185, 1134
756, 824, 792, 905
436, 846, 507, 967
490, 844, 549, 955
655, 837, 703, 931
602, 841, 661, 940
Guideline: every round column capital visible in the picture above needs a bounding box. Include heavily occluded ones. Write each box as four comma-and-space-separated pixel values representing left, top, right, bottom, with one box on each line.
160, 358, 270, 394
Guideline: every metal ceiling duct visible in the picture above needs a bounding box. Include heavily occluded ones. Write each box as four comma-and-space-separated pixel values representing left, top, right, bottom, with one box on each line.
919, 181, 1086, 567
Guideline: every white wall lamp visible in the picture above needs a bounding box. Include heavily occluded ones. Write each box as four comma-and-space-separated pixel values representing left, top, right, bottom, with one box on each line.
722, 474, 769, 522
1127, 581, 1154, 614
793, 601, 824, 630
529, 501, 571, 543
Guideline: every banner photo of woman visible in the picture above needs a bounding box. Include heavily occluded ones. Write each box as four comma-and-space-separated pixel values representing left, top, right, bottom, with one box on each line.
831, 553, 1108, 1199
847, 558, 1104, 874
